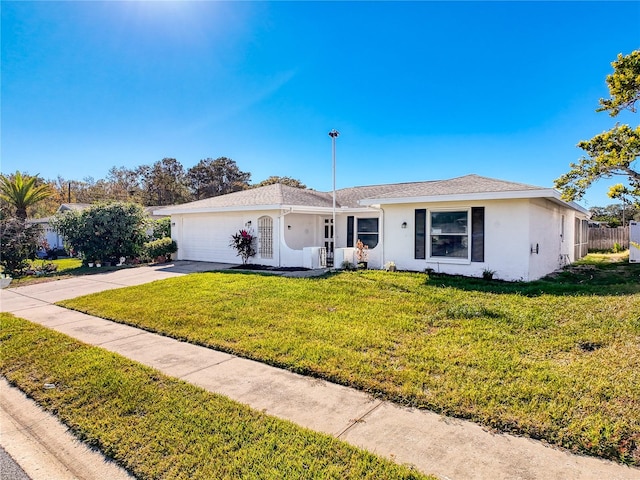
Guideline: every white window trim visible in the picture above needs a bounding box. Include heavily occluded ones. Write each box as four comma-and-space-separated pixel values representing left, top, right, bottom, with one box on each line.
428, 208, 471, 264
356, 217, 380, 249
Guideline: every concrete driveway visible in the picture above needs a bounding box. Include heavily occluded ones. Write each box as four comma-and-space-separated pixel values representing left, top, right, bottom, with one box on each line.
1, 261, 235, 314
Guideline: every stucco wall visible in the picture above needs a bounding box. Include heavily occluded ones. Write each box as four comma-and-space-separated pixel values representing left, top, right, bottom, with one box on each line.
172, 210, 281, 266
382, 200, 533, 281
527, 199, 565, 280
282, 214, 318, 250
172, 210, 335, 267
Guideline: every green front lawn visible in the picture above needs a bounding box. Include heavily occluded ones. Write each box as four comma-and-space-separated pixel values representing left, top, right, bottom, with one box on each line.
0, 314, 431, 480
58, 259, 640, 466
9, 257, 128, 286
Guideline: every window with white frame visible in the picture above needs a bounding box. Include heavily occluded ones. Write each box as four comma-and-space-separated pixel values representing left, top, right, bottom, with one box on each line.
258, 216, 273, 259
356, 218, 379, 249
430, 210, 469, 259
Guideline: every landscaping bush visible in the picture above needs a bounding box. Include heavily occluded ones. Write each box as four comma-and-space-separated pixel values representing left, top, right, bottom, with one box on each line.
229, 229, 256, 264
143, 237, 177, 262
52, 202, 148, 264
0, 217, 41, 277
151, 217, 171, 240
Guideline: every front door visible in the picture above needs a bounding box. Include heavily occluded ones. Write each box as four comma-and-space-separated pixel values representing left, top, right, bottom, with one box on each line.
323, 218, 334, 266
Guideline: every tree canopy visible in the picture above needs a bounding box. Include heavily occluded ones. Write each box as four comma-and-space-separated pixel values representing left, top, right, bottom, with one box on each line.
253, 176, 307, 189
597, 51, 640, 116
9, 156, 309, 216
138, 158, 190, 206
186, 157, 251, 200
590, 203, 640, 227
0, 171, 53, 220
555, 50, 640, 205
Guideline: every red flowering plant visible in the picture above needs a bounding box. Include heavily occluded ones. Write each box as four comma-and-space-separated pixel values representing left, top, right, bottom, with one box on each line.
230, 229, 256, 264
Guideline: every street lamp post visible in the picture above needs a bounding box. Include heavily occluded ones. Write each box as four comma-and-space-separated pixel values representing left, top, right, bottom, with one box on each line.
328, 129, 339, 266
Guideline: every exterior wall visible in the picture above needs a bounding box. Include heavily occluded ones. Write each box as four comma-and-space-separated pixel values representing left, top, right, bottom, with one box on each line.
382, 200, 532, 281
527, 199, 574, 281
42, 224, 65, 249
334, 211, 383, 269
282, 214, 318, 250
382, 199, 588, 281
28, 220, 66, 250
172, 210, 329, 267
171, 209, 384, 269
172, 210, 281, 266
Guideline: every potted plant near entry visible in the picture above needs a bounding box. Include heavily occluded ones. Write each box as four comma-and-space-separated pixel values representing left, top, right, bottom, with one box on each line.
355, 239, 369, 269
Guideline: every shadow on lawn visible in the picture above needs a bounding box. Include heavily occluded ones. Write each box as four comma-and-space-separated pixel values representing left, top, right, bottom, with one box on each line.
424, 262, 640, 297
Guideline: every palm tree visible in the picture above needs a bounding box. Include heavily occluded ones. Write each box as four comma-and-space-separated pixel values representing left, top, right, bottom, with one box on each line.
0, 171, 52, 220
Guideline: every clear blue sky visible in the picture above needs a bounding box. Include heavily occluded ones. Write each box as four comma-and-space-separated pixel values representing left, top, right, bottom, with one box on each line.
2, 1, 639, 208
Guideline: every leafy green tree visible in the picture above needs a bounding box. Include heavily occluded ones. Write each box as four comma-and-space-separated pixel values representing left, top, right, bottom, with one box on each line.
555, 50, 640, 204
0, 171, 53, 220
138, 158, 190, 206
186, 157, 251, 200
0, 217, 41, 276
589, 203, 640, 227
52, 202, 148, 263
253, 176, 307, 189
106, 166, 143, 203
597, 50, 640, 116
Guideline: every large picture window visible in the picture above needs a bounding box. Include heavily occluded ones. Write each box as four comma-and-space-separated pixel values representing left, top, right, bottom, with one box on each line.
430, 210, 469, 259
357, 218, 379, 249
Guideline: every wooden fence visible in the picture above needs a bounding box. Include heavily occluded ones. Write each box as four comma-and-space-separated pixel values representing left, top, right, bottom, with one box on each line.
588, 226, 629, 251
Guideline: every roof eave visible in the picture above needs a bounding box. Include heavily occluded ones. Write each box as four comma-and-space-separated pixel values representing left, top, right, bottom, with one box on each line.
154, 204, 284, 215
359, 189, 590, 214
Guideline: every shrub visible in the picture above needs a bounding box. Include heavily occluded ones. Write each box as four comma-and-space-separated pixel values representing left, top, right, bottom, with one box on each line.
143, 237, 178, 261
341, 260, 357, 271
229, 229, 256, 264
482, 268, 496, 280
52, 202, 148, 264
151, 217, 171, 240
25, 260, 58, 276
0, 217, 41, 277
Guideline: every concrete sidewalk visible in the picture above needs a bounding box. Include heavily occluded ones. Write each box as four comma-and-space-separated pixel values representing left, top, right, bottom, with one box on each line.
1, 262, 638, 480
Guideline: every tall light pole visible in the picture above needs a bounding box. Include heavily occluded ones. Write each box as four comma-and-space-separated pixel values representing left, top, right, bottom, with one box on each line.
329, 129, 339, 266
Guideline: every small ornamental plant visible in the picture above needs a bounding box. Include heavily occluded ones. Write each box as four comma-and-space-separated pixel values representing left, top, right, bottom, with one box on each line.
230, 229, 256, 264
355, 239, 369, 269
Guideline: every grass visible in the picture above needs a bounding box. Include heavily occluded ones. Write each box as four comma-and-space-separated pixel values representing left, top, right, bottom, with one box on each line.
0, 313, 431, 480
57, 255, 640, 466
9, 257, 132, 287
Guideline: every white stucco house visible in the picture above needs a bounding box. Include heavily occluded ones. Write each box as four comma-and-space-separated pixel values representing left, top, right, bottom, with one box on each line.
156, 174, 590, 281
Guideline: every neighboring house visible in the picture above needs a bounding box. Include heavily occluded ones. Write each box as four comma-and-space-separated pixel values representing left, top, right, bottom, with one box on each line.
28, 203, 169, 250
156, 174, 590, 281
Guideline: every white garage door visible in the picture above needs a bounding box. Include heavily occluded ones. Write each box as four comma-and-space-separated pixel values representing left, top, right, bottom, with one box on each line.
179, 214, 240, 263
